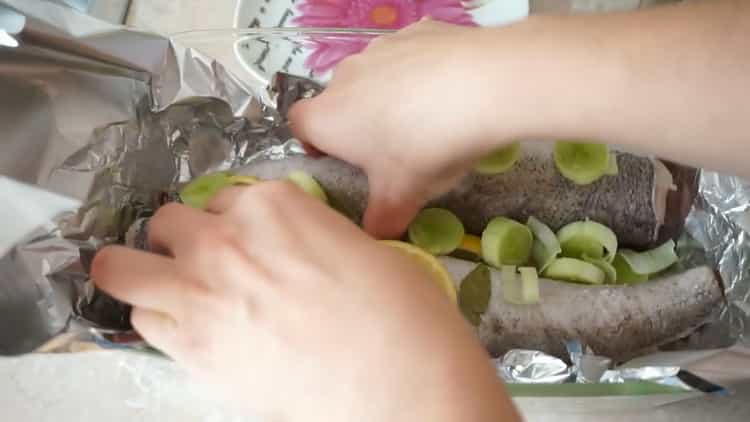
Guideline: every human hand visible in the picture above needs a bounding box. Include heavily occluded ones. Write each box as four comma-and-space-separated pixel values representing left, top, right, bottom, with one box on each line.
91, 182, 518, 422
289, 20, 510, 239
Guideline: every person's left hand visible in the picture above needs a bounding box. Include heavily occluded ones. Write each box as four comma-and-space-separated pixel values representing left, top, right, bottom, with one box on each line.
91, 181, 516, 422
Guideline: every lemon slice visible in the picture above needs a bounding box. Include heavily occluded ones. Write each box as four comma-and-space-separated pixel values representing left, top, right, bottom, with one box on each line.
381, 240, 457, 303
180, 172, 260, 209
460, 234, 482, 255
287, 170, 328, 203
450, 234, 483, 262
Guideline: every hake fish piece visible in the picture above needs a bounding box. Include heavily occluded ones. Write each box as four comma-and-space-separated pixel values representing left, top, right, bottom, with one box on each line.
235, 146, 697, 249
440, 256, 724, 363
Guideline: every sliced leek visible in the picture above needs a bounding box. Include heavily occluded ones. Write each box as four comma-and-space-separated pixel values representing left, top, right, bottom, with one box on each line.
557, 220, 618, 263
502, 266, 541, 305
554, 141, 611, 185
527, 216, 561, 272
475, 142, 522, 174
408, 208, 465, 255
543, 257, 606, 285
618, 240, 678, 276
482, 217, 533, 267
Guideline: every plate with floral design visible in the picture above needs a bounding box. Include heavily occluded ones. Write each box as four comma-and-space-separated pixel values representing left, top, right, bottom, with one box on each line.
234, 0, 528, 83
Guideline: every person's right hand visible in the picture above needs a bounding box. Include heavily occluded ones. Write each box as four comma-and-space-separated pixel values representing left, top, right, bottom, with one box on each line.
289, 19, 510, 239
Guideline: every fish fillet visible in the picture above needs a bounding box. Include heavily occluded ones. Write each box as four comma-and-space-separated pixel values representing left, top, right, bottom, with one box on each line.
235, 146, 697, 248
440, 256, 724, 362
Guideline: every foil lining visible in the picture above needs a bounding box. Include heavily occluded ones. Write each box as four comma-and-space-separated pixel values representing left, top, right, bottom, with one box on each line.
600, 366, 685, 387
0, 0, 748, 391
495, 343, 726, 393
494, 350, 572, 384
684, 172, 750, 345
566, 340, 613, 384
0, 0, 321, 354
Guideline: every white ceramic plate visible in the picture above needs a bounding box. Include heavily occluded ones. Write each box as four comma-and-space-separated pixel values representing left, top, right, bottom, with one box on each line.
233, 0, 529, 84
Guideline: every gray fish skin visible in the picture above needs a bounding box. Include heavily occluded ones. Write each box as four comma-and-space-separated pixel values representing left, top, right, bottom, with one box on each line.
237, 155, 369, 223
235, 152, 682, 249
124, 217, 721, 363
434, 153, 661, 248
440, 257, 724, 363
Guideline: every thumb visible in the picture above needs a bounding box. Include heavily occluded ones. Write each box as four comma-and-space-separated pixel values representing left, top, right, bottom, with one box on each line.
363, 179, 424, 240
287, 97, 325, 155
288, 94, 346, 157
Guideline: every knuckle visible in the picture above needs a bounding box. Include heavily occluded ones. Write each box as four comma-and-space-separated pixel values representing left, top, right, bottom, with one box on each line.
205, 242, 241, 269
150, 202, 183, 226
190, 223, 218, 243
207, 185, 246, 211
210, 292, 251, 322
248, 182, 295, 212
190, 226, 233, 256
262, 179, 299, 197
178, 328, 212, 356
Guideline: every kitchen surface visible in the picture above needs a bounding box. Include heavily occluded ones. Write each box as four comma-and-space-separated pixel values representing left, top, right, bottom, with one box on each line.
1, 1, 749, 421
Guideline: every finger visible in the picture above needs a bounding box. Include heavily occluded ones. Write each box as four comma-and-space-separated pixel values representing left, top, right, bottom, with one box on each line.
364, 33, 393, 50
288, 95, 327, 158
204, 185, 252, 215
287, 93, 349, 153
91, 245, 201, 315
362, 180, 423, 239
205, 180, 301, 216
148, 202, 220, 255
287, 96, 321, 147
130, 306, 181, 356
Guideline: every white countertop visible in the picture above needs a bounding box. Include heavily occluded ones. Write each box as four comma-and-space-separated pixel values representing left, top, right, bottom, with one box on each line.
1, 350, 749, 422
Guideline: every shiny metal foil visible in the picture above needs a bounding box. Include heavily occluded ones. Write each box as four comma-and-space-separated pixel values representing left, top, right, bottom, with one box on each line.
0, 0, 319, 354
566, 340, 613, 384
600, 366, 689, 389
495, 350, 572, 384
683, 172, 750, 346
0, 0, 748, 392
495, 345, 720, 392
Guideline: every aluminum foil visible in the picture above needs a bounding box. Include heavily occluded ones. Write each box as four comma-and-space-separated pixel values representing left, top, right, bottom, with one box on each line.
684, 173, 750, 343
0, 0, 320, 354
0, 0, 748, 391
494, 350, 572, 384
495, 344, 727, 394
566, 340, 613, 383
601, 366, 685, 387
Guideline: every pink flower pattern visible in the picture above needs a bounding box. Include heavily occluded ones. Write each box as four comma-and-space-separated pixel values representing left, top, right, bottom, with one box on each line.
294, 0, 476, 74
